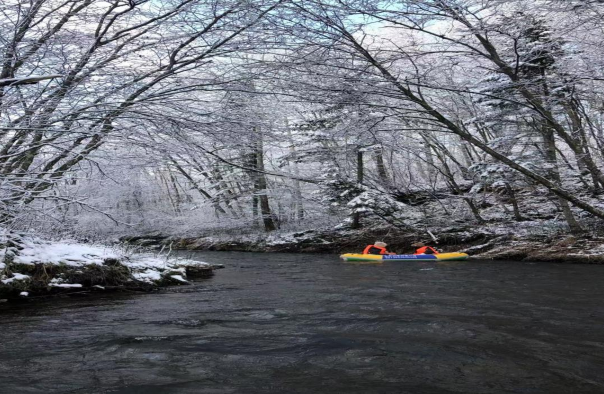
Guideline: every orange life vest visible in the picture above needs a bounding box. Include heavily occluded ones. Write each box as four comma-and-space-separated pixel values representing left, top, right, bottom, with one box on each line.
363, 245, 388, 255
415, 246, 439, 255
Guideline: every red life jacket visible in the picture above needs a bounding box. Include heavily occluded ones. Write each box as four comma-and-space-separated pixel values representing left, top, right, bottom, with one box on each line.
363, 245, 388, 255
415, 246, 439, 255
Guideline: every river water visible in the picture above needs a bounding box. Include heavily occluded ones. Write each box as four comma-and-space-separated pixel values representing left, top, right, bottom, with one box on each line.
1, 252, 604, 393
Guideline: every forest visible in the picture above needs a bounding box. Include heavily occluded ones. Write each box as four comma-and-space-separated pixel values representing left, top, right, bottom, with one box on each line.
2, 0, 604, 255
4, 2, 604, 390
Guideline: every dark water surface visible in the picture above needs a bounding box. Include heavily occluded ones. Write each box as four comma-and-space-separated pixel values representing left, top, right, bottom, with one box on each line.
1, 252, 604, 394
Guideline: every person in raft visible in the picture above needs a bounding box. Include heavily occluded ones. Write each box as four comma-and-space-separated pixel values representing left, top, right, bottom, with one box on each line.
412, 242, 440, 255
363, 241, 396, 255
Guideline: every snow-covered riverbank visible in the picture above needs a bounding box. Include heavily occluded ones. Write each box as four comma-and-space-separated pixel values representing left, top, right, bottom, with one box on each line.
125, 222, 604, 264
4, 219, 602, 302
0, 232, 214, 300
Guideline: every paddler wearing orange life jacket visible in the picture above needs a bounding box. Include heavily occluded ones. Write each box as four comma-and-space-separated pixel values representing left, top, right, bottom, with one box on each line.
362, 241, 396, 255
413, 242, 440, 255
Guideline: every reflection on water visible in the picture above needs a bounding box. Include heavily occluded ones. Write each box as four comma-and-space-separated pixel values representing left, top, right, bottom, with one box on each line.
1, 252, 604, 393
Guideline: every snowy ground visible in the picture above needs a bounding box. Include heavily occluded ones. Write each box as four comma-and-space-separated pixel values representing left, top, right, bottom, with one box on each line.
0, 232, 212, 298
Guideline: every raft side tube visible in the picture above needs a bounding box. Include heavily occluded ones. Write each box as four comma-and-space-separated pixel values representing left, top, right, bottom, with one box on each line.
340, 252, 469, 262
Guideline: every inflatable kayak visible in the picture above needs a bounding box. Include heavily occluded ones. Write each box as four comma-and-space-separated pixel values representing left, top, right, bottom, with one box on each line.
340, 252, 469, 262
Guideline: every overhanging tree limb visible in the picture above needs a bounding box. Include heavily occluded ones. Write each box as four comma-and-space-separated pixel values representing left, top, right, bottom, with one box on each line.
329, 16, 604, 219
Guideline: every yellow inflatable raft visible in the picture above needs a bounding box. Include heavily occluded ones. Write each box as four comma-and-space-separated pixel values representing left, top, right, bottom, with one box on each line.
340, 252, 469, 262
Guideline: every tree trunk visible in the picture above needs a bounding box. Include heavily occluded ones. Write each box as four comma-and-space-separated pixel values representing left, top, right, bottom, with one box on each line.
248, 150, 260, 224
504, 182, 524, 222
253, 128, 277, 232
351, 149, 364, 229
285, 118, 304, 221
564, 101, 603, 191
373, 149, 389, 184
542, 128, 583, 233
424, 139, 437, 184
430, 139, 485, 224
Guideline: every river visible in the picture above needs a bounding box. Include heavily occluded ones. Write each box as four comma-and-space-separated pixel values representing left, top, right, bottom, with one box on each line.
1, 252, 604, 393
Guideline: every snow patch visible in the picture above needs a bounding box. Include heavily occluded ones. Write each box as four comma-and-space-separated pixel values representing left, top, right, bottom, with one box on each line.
1, 273, 30, 284
50, 283, 83, 288
1, 232, 213, 291
132, 269, 161, 283
14, 239, 119, 267
170, 275, 188, 283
